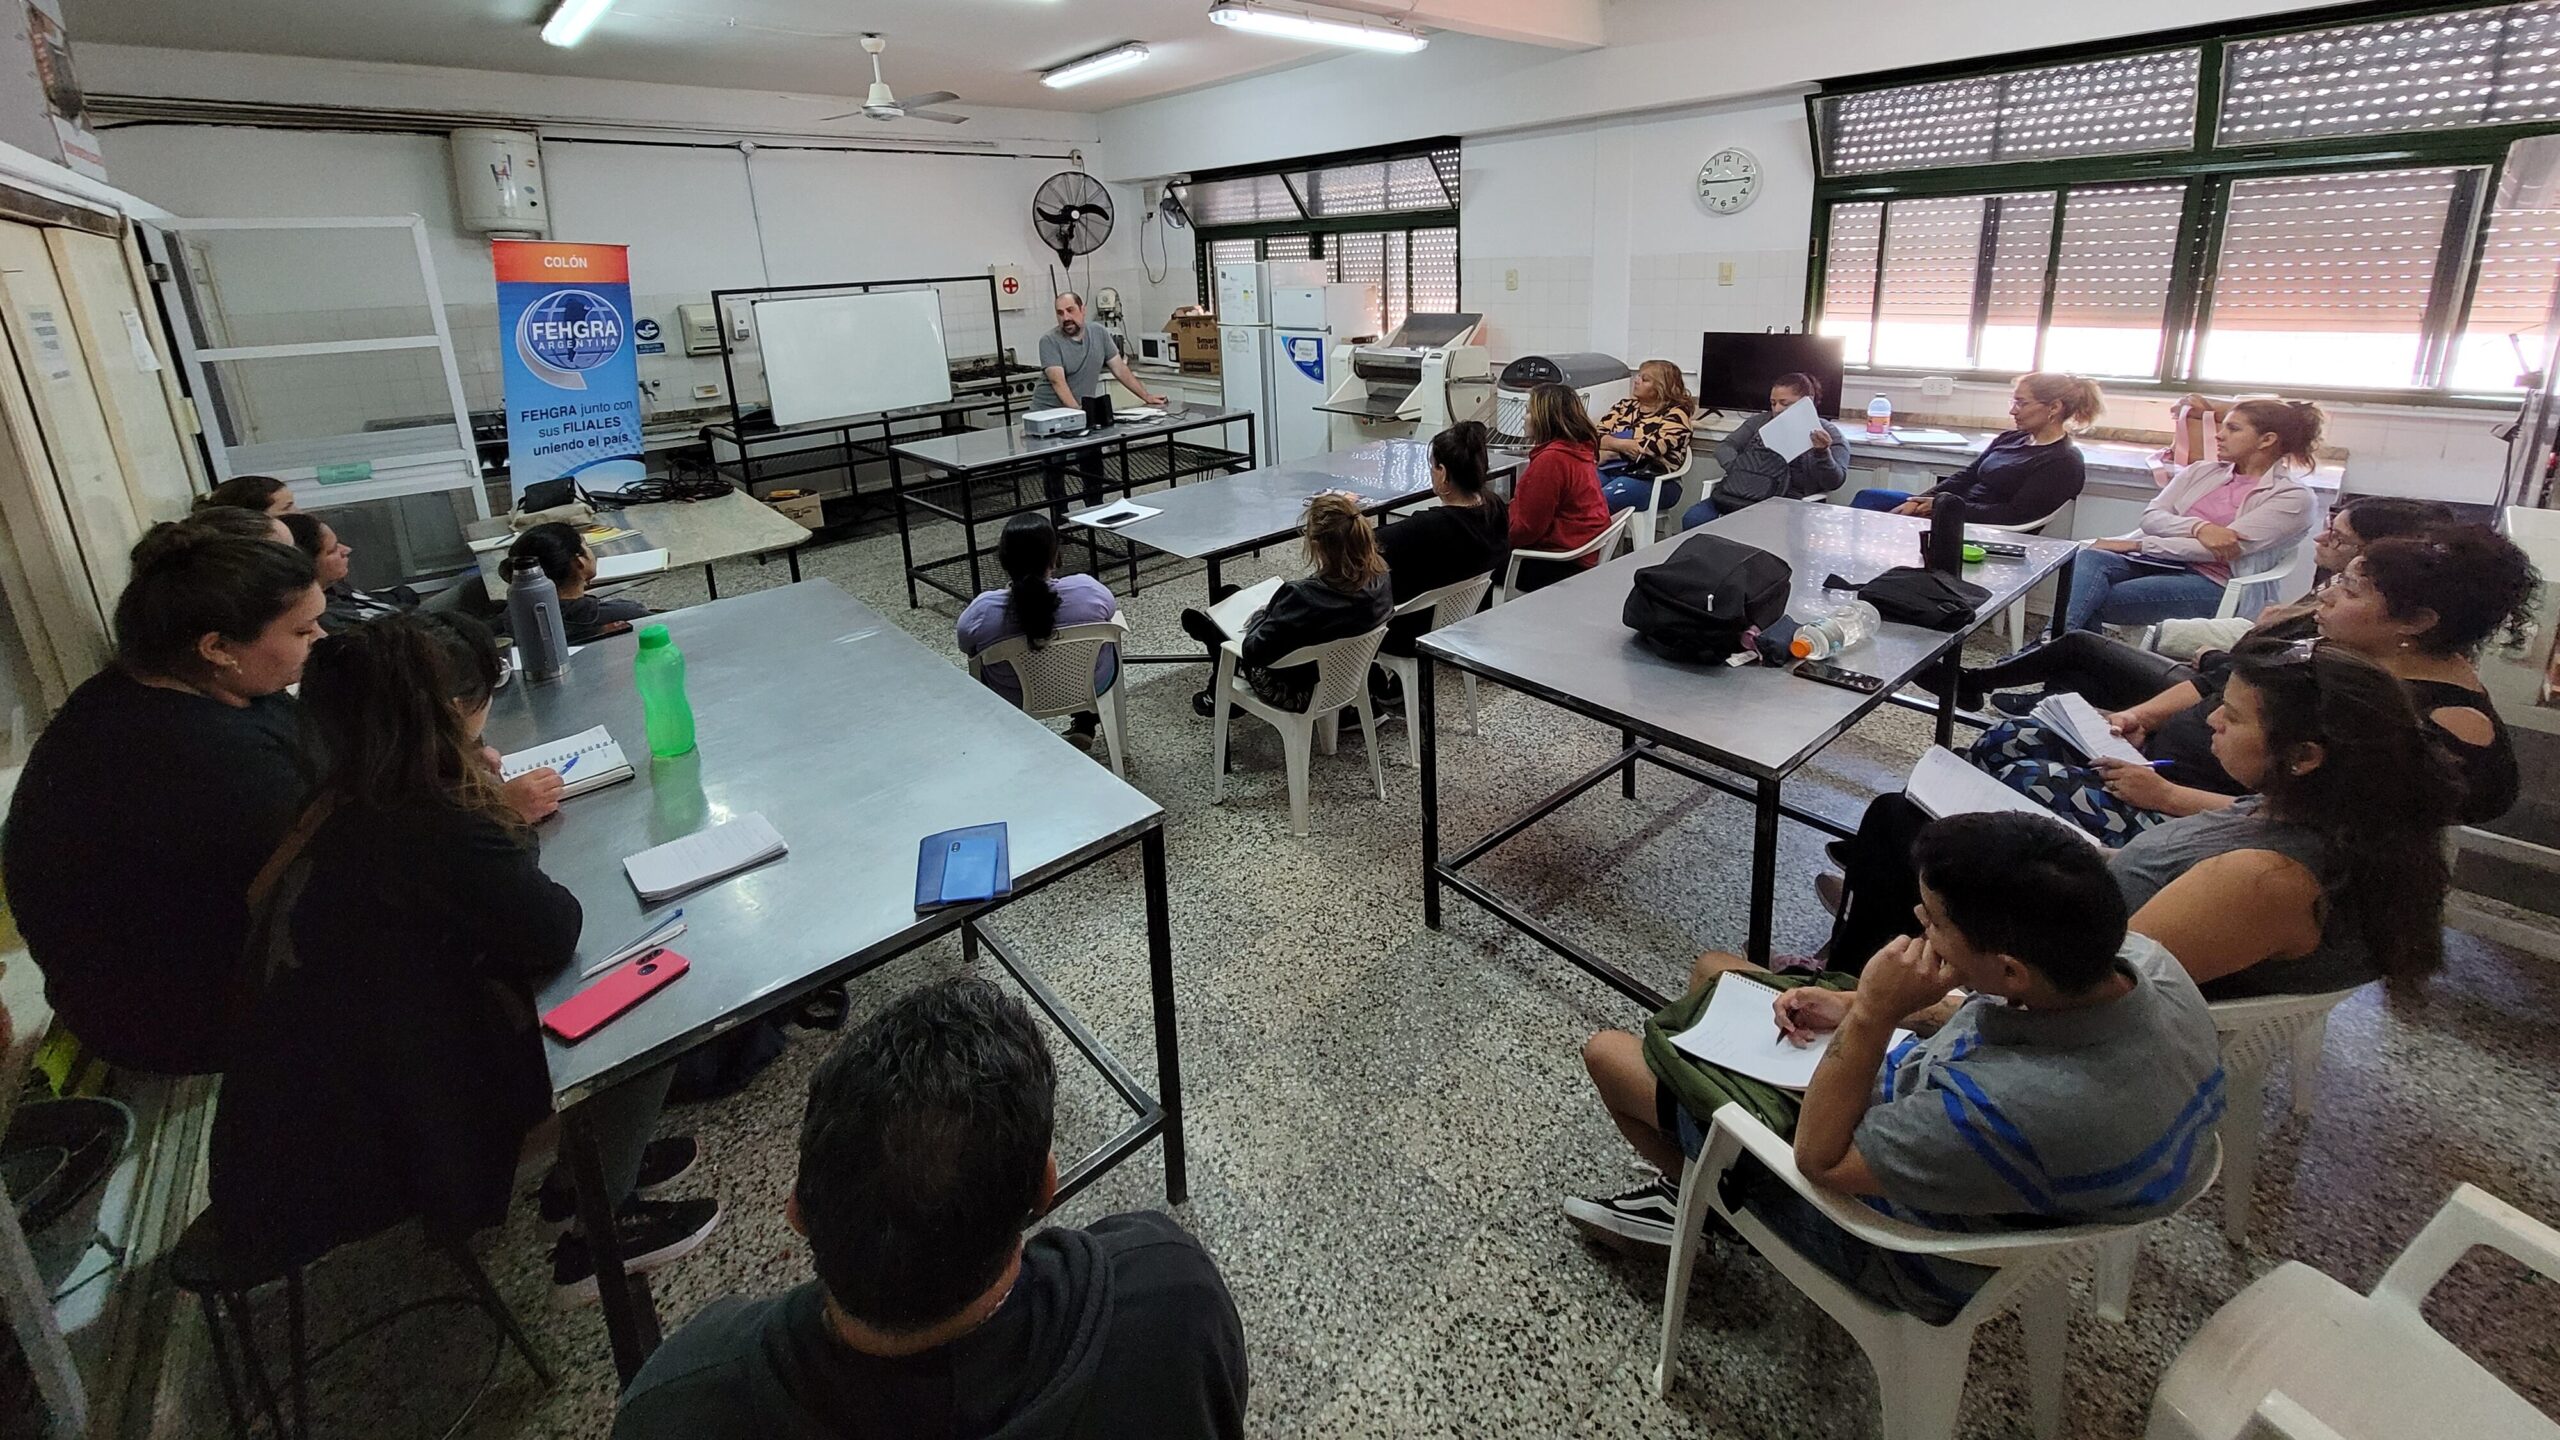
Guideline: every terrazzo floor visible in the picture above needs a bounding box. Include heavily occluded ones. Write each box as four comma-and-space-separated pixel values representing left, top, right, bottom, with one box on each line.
161, 509, 2560, 1440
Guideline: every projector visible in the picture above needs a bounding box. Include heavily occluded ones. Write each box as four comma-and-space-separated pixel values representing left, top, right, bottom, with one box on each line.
1024, 407, 1089, 438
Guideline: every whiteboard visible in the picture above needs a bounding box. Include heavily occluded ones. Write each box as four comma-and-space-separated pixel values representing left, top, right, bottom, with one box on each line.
755, 290, 952, 426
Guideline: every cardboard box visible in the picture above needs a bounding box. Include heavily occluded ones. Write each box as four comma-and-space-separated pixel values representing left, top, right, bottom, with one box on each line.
767, 491, 824, 530
1171, 314, 1220, 371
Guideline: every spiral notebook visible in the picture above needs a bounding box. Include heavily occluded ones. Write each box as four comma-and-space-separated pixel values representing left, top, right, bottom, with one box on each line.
622, 812, 789, 903
499, 725, 633, 800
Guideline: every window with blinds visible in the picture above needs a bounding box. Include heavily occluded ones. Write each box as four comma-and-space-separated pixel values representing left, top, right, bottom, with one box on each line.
1181, 174, 1302, 226
1980, 193, 2057, 371
1818, 49, 2201, 175
1873, 196, 1987, 368
1199, 227, 1456, 335
2452, 203, 2560, 387
2221, 2, 2560, 145
2199, 169, 2472, 386
1817, 202, 1884, 364
2044, 185, 2186, 377
1187, 145, 1459, 329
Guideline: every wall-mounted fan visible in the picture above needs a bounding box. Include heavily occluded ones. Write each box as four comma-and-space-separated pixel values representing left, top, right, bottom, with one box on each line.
817, 34, 967, 124
1032, 171, 1116, 270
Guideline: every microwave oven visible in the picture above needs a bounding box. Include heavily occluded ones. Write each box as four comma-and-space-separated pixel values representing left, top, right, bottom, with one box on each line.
1136, 332, 1176, 364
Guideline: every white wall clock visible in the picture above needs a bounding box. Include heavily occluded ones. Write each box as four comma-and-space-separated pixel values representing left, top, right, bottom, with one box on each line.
1697, 147, 1762, 215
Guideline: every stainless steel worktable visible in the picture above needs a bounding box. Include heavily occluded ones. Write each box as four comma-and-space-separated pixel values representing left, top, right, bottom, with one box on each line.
1415, 499, 2079, 1001
481, 580, 1184, 1383
468, 488, 807, 602
885, 403, 1257, 605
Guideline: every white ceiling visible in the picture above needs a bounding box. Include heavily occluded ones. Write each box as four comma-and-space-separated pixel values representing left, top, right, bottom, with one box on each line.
60, 0, 1352, 114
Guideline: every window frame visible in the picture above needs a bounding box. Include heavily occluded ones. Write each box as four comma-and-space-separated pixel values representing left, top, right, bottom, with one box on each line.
1803, 0, 2559, 407
1183, 139, 1462, 332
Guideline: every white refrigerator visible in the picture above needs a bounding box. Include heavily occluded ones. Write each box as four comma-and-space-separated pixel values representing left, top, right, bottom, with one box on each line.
1268, 283, 1379, 464
1217, 259, 1328, 466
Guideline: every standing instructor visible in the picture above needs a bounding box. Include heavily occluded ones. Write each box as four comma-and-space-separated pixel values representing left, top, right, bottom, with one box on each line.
1039, 292, 1168, 517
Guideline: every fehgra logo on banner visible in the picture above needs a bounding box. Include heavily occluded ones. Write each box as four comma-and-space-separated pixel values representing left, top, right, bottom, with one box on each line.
515, 288, 626, 389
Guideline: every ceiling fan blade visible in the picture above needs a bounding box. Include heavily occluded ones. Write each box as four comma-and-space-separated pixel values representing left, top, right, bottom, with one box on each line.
814, 111, 861, 122
901, 91, 959, 108
906, 109, 971, 125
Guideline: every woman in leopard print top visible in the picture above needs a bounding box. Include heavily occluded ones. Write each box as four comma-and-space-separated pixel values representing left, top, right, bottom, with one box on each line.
1597, 359, 1698, 518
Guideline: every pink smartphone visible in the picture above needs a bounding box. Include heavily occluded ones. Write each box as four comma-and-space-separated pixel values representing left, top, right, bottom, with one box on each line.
543, 949, 689, 1043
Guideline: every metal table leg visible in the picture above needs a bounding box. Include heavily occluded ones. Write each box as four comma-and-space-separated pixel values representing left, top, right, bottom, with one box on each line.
564, 1103, 659, 1386
788, 548, 802, 583
1620, 727, 1638, 798
1420, 656, 1442, 929
703, 563, 720, 601
1748, 777, 1781, 964
1141, 827, 1188, 1205
1933, 647, 1962, 748
2045, 553, 2076, 642
891, 450, 921, 608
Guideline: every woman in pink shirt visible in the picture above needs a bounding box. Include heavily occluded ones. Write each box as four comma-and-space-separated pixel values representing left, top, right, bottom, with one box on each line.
2059, 397, 2323, 632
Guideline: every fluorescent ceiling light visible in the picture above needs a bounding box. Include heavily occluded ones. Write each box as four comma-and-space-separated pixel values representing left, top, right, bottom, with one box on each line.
541, 0, 617, 48
1207, 2, 1429, 53
1042, 42, 1152, 89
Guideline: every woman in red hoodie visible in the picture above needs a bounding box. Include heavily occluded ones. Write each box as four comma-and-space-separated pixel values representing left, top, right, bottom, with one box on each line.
1509, 383, 1613, 593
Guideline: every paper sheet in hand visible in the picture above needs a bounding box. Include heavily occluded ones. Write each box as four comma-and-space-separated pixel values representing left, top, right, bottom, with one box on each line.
1066, 499, 1163, 530
593, 548, 671, 583
1669, 974, 1913, 1091
622, 812, 789, 902
1205, 575, 1285, 639
499, 724, 634, 800
1907, 746, 2100, 845
1755, 396, 1826, 462
2030, 692, 2149, 766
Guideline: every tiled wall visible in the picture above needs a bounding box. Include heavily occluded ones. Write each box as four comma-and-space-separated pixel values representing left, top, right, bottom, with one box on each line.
1461, 255, 1592, 363
1624, 249, 1807, 370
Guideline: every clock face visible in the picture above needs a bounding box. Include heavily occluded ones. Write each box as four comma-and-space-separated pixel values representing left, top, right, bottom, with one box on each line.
1697, 147, 1762, 215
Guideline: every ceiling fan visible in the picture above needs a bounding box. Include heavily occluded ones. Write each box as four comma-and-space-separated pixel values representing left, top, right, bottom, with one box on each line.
817, 34, 967, 124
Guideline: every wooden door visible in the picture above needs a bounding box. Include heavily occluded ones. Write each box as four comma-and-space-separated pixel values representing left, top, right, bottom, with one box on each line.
46, 225, 198, 526
0, 218, 143, 625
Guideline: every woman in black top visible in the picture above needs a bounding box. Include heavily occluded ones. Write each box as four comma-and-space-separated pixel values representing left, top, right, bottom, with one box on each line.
2, 522, 323, 1074
1849, 373, 2101, 525
504, 522, 654, 644
1181, 493, 1394, 714
1379, 423, 1508, 657
213, 616, 717, 1296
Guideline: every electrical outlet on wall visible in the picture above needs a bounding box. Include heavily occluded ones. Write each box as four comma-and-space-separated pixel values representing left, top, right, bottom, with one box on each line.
1920, 376, 1955, 398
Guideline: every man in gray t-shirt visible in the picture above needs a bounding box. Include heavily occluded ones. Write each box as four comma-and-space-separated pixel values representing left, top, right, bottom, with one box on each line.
1040, 292, 1164, 410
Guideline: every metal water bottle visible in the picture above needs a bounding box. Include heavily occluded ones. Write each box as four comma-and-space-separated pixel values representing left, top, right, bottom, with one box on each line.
1926, 493, 1970, 573
506, 563, 571, 683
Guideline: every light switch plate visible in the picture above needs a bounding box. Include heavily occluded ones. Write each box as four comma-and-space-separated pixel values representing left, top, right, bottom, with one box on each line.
1505, 268, 1519, 291
1717, 262, 1735, 286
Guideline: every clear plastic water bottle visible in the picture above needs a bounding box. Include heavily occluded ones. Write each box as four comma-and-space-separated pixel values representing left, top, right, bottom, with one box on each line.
1866, 393, 1894, 436
505, 563, 570, 683
1791, 600, 1881, 661
633, 624, 696, 758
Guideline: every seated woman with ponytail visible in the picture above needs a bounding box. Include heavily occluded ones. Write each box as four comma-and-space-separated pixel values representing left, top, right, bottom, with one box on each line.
1849, 372, 2102, 524
956, 514, 1121, 753
501, 522, 653, 645
1179, 493, 1394, 714
2062, 397, 2324, 632
1370, 421, 1508, 709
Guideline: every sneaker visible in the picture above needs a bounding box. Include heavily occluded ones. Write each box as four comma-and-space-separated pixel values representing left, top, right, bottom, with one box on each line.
1815, 871, 1846, 917
535, 1137, 701, 1229
1062, 725, 1096, 755
1988, 690, 2044, 719
552, 1195, 722, 1307
1563, 1176, 1681, 1250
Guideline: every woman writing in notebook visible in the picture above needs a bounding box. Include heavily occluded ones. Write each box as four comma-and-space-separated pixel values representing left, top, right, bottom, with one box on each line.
1179, 492, 1393, 715
503, 522, 655, 645
214, 614, 720, 1303
2058, 397, 2323, 631
1827, 642, 2457, 1000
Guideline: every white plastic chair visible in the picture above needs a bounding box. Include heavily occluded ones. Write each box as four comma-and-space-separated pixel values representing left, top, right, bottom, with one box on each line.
1372, 574, 1490, 766
1210, 625, 1390, 836
2206, 986, 2363, 1242
967, 615, 1130, 778
1622, 452, 1696, 551
2216, 529, 2320, 620
1658, 1102, 2219, 1440
1492, 509, 1634, 605
1974, 504, 2069, 649
2146, 1183, 2560, 1440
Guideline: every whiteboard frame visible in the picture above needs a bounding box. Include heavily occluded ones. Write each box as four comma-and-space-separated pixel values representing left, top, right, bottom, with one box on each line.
752, 289, 955, 427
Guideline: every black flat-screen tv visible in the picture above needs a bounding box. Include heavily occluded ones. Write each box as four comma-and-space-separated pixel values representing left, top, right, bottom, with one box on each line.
1697, 333, 1846, 420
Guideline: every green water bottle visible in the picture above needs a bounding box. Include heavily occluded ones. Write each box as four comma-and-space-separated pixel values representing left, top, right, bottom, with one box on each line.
633, 624, 696, 757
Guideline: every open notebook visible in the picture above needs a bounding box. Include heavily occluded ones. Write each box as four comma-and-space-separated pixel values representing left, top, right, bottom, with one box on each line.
623, 812, 788, 903
1907, 745, 2102, 845
1205, 575, 1285, 640
2028, 692, 2148, 766
594, 548, 671, 584
1669, 973, 1913, 1091
499, 725, 633, 800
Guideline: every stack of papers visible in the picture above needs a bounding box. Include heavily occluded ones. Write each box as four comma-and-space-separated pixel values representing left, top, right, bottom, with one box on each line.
623, 812, 789, 902
2028, 692, 2148, 765
1892, 427, 1968, 446
1066, 499, 1162, 529
1206, 575, 1285, 639
1115, 406, 1166, 422
593, 547, 671, 583
1668, 974, 1913, 1091
500, 725, 634, 800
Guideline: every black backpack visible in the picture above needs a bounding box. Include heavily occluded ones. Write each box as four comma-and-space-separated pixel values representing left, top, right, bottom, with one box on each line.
1622, 534, 1793, 661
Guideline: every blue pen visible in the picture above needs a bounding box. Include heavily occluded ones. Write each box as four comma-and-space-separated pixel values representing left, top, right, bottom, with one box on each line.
559, 753, 579, 776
